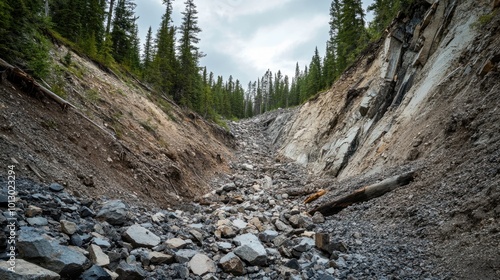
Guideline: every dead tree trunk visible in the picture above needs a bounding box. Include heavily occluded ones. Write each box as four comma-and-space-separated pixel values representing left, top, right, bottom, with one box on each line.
309, 171, 416, 216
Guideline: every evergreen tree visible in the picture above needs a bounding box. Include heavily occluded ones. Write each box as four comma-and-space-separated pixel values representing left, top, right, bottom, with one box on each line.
307, 47, 322, 98
142, 26, 154, 79
111, 0, 137, 64
322, 41, 337, 89
1, 0, 50, 77
336, 0, 367, 71
151, 0, 177, 96
368, 0, 412, 34
177, 0, 202, 109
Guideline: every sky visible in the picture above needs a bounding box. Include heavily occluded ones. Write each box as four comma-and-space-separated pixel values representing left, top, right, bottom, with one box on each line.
135, 0, 374, 86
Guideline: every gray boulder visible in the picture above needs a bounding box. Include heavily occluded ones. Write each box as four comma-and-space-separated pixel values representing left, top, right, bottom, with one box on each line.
0, 259, 61, 280
115, 261, 147, 280
122, 224, 160, 248
17, 227, 90, 278
233, 233, 268, 266
188, 253, 216, 276
96, 200, 128, 225
80, 265, 112, 280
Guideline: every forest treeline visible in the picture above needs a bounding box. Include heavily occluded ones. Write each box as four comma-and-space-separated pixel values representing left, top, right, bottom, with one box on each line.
0, 0, 412, 121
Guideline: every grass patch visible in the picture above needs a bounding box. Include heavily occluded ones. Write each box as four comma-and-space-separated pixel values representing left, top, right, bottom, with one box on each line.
472, 10, 498, 28
85, 88, 100, 103
214, 115, 229, 131
139, 118, 158, 137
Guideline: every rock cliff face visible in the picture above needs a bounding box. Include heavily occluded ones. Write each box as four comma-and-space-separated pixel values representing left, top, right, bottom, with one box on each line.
270, 0, 498, 180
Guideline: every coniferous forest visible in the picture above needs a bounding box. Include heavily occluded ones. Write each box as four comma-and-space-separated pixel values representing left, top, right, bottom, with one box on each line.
0, 0, 413, 121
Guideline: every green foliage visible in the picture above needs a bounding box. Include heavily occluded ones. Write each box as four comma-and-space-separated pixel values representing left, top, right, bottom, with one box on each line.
0, 0, 51, 78
472, 10, 498, 28
85, 88, 100, 103
63, 51, 72, 66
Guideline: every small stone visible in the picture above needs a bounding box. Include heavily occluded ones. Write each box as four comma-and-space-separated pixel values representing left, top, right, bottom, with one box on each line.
25, 205, 43, 217
92, 238, 111, 248
49, 183, 64, 192
115, 261, 147, 280
189, 253, 216, 276
151, 212, 165, 223
275, 220, 292, 232
189, 229, 204, 244
165, 238, 187, 249
175, 249, 197, 263
89, 244, 110, 267
259, 230, 279, 243
219, 225, 236, 238
312, 212, 325, 223
81, 264, 112, 280
249, 217, 264, 231
241, 164, 254, 171
80, 207, 95, 218
60, 220, 78, 235
284, 258, 300, 270
26, 217, 48, 226
71, 234, 84, 247
148, 252, 174, 265
232, 219, 248, 229
219, 252, 245, 276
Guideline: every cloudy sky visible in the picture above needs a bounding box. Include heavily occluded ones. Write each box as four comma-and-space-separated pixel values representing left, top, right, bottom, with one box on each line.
136, 0, 374, 85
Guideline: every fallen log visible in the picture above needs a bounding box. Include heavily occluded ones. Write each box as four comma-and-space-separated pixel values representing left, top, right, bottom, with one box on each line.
309, 171, 415, 216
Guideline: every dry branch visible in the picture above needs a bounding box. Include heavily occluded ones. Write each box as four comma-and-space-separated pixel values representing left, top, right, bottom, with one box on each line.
309, 171, 415, 216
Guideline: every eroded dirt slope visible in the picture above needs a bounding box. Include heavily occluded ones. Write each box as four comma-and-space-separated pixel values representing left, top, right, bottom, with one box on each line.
0, 44, 233, 208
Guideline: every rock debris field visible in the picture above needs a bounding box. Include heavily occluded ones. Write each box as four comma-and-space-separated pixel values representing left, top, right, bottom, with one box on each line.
1, 118, 450, 279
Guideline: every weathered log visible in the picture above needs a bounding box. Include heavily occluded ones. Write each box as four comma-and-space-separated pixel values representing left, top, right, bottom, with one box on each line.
309, 171, 415, 216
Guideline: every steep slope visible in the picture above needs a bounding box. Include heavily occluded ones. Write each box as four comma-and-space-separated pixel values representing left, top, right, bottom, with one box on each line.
0, 43, 233, 208
266, 0, 500, 278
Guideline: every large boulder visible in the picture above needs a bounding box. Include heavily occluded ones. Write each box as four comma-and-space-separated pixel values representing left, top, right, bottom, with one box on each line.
233, 233, 268, 266
122, 224, 161, 248
17, 227, 90, 278
0, 259, 61, 280
96, 200, 128, 226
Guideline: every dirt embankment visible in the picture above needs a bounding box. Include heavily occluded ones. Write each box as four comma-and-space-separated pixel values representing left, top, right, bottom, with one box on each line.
0, 44, 233, 208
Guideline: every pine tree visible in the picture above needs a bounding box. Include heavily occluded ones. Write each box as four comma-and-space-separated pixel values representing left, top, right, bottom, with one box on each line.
142, 26, 154, 79
111, 0, 137, 64
368, 0, 411, 35
177, 0, 202, 109
151, 0, 177, 96
307, 47, 322, 98
322, 41, 337, 88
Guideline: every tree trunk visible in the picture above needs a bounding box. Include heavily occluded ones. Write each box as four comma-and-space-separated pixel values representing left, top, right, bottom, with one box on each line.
309, 171, 416, 216
106, 0, 115, 35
